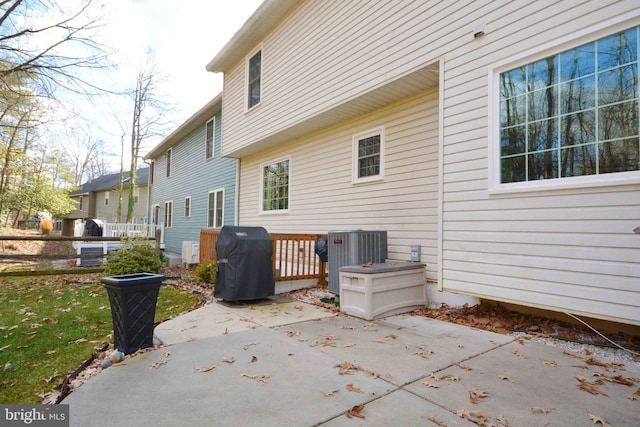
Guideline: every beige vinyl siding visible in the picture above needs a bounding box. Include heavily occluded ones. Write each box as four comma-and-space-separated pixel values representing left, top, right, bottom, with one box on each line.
239, 91, 440, 281
439, 1, 640, 325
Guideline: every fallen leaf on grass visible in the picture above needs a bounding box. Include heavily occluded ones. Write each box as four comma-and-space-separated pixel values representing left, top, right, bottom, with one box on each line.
589, 413, 611, 427
426, 415, 447, 426
345, 404, 365, 419
457, 409, 488, 425
346, 383, 363, 393
43, 371, 58, 383
240, 373, 269, 383
2, 362, 11, 371
195, 364, 218, 373
531, 407, 554, 415
468, 388, 489, 404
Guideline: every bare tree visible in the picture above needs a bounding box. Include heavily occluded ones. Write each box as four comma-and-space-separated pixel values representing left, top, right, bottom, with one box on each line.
60, 127, 104, 186
125, 54, 168, 223
0, 0, 109, 99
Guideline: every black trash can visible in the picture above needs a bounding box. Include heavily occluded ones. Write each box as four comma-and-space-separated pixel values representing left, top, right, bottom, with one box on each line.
101, 273, 165, 354
84, 219, 104, 237
215, 226, 274, 301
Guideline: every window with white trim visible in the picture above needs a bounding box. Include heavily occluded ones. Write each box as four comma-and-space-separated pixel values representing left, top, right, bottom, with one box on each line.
498, 25, 639, 185
247, 49, 262, 109
134, 188, 140, 204
149, 161, 155, 185
164, 201, 173, 228
207, 189, 224, 228
261, 159, 289, 212
151, 204, 160, 225
206, 118, 215, 159
166, 148, 172, 177
184, 196, 191, 218
353, 128, 384, 183
104, 191, 110, 206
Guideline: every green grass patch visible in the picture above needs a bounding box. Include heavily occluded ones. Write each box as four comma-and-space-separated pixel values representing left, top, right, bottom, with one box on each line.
0, 275, 201, 404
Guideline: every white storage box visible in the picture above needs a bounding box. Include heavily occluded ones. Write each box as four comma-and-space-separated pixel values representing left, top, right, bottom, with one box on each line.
339, 262, 426, 320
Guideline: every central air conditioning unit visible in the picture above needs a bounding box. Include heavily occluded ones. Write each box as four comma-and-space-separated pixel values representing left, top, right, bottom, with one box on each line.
182, 241, 200, 266
327, 230, 388, 294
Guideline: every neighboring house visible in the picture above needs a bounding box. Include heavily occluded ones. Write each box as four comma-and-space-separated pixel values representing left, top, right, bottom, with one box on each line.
143, 94, 238, 255
64, 168, 149, 234
206, 1, 640, 326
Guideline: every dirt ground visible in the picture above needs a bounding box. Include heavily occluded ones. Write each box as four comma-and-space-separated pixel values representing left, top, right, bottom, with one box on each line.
0, 227, 76, 270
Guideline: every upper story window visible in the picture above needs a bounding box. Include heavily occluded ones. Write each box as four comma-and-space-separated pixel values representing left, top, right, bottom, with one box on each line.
134, 188, 140, 204
206, 118, 215, 159
247, 49, 262, 109
498, 25, 639, 186
164, 200, 173, 228
353, 128, 385, 183
104, 191, 110, 206
208, 189, 224, 228
166, 148, 172, 177
261, 159, 289, 212
78, 197, 83, 210
149, 161, 155, 185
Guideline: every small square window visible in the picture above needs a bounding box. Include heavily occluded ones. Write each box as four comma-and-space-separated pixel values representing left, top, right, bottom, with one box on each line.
353, 128, 385, 183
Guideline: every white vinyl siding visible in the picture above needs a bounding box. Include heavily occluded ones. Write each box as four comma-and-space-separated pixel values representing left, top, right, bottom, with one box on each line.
239, 91, 440, 281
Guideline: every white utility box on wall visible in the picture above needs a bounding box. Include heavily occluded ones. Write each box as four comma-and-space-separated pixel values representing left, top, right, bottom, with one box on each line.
181, 241, 200, 266
339, 262, 426, 321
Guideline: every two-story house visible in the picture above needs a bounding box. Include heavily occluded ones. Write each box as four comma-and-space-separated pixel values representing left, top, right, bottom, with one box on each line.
64, 168, 149, 235
205, 1, 640, 326
144, 93, 238, 256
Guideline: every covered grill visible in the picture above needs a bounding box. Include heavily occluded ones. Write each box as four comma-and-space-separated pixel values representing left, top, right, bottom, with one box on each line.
215, 226, 275, 301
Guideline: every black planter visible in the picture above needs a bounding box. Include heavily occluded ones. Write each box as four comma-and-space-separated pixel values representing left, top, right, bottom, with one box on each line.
101, 273, 165, 355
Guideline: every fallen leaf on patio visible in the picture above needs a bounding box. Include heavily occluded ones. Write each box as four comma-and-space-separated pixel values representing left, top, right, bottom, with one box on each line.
439, 374, 460, 381
421, 381, 439, 388
346, 383, 363, 393
240, 373, 269, 383
497, 414, 509, 426
511, 349, 526, 359
294, 305, 305, 311
531, 407, 553, 415
625, 391, 638, 400
223, 328, 229, 335
578, 382, 608, 396
361, 261, 373, 267
468, 388, 489, 404
593, 372, 635, 386
426, 415, 447, 426
149, 360, 168, 370
222, 357, 235, 364
343, 343, 356, 348
572, 365, 589, 369
286, 330, 300, 337
339, 325, 356, 330
490, 340, 500, 345
574, 375, 602, 385
385, 373, 396, 382
242, 343, 257, 350
413, 351, 433, 358
499, 375, 513, 382
195, 364, 218, 372
323, 388, 339, 397
250, 356, 257, 363
456, 363, 472, 371
543, 360, 558, 368
457, 409, 487, 425
588, 413, 611, 427
320, 340, 336, 347
345, 404, 365, 419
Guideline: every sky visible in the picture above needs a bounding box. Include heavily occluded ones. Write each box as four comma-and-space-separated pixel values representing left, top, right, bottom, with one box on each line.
55, 0, 264, 167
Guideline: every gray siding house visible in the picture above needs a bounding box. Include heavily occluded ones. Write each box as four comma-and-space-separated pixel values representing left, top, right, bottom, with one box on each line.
144, 94, 238, 255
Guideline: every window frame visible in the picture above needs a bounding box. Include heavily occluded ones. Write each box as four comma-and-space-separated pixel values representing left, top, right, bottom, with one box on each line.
489, 17, 640, 194
260, 157, 290, 214
151, 204, 160, 225
164, 200, 173, 228
104, 191, 110, 206
149, 161, 155, 185
184, 196, 191, 218
207, 189, 224, 228
352, 127, 385, 184
166, 148, 172, 178
205, 117, 215, 160
246, 46, 263, 111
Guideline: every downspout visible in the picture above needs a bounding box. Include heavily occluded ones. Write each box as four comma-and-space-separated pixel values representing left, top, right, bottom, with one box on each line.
235, 158, 240, 225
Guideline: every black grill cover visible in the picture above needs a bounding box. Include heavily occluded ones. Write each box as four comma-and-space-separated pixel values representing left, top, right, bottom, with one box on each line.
215, 226, 274, 301
84, 219, 104, 237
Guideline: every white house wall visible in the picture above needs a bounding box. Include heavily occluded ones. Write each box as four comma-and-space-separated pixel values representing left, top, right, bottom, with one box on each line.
239, 91, 440, 281
220, 0, 640, 325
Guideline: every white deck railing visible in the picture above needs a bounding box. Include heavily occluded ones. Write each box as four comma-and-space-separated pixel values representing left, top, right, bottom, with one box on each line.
74, 222, 164, 246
